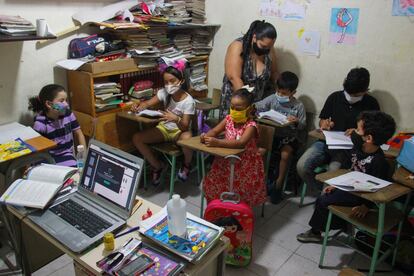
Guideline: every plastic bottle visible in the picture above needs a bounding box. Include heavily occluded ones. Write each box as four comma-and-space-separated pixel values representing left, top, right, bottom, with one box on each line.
76, 145, 85, 172
167, 194, 187, 237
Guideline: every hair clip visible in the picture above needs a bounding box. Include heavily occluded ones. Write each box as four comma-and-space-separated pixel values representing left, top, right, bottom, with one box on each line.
241, 85, 255, 93
158, 57, 187, 74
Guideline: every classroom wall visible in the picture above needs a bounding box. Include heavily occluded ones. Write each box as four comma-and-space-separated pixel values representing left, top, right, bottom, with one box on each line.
0, 0, 114, 126
205, 0, 414, 131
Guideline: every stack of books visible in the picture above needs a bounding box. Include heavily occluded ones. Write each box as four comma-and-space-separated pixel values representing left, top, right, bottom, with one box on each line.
191, 28, 213, 56
188, 59, 208, 92
164, 1, 192, 24
94, 82, 123, 112
190, 0, 206, 24
171, 33, 194, 59
0, 15, 36, 36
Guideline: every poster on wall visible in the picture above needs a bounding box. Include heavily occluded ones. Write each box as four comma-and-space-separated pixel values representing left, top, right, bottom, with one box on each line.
259, 0, 310, 20
392, 0, 414, 16
297, 30, 321, 56
329, 8, 359, 45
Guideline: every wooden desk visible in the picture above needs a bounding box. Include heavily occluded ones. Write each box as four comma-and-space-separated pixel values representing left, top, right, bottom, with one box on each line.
308, 130, 400, 159
177, 136, 244, 158
393, 166, 414, 189
316, 169, 412, 276
316, 169, 411, 203
8, 197, 228, 276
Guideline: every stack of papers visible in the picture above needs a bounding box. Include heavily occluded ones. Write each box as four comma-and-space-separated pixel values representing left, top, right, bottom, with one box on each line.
326, 171, 392, 192
258, 110, 289, 125
0, 15, 36, 36
322, 131, 353, 149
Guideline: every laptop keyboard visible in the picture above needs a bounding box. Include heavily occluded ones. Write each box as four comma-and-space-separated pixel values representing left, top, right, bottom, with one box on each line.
50, 199, 112, 238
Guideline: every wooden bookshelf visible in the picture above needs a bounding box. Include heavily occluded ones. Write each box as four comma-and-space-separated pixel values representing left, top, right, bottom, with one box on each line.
0, 34, 56, 42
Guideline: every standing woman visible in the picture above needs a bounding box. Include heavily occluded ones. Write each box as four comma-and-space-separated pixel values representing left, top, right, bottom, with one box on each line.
220, 20, 278, 119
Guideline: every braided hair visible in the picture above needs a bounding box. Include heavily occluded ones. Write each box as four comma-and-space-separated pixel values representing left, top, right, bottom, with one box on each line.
241, 20, 277, 63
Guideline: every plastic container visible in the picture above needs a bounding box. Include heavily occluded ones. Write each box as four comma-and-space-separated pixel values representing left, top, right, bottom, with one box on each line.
103, 232, 114, 251
167, 194, 187, 237
76, 145, 85, 172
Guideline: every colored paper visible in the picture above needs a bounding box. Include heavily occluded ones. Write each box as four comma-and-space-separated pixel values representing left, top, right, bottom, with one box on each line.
298, 30, 321, 56
392, 0, 414, 16
329, 8, 360, 45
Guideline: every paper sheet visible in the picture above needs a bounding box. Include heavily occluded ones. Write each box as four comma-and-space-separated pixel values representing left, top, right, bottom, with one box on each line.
326, 171, 392, 192
0, 122, 40, 144
138, 110, 163, 117
56, 59, 87, 70
298, 30, 320, 56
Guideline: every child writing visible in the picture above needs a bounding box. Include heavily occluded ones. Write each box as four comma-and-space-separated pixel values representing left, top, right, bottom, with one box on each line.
297, 111, 396, 243
201, 88, 266, 206
254, 71, 306, 203
132, 60, 195, 185
28, 84, 86, 167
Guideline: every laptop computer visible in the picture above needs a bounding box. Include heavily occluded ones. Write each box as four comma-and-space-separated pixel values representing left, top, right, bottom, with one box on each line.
29, 139, 143, 253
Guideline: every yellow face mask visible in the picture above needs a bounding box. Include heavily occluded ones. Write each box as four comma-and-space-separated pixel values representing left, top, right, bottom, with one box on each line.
230, 107, 250, 123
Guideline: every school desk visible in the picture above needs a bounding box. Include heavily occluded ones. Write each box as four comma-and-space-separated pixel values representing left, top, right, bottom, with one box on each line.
308, 129, 400, 159
177, 136, 244, 216
392, 166, 414, 189
7, 196, 229, 276
117, 110, 159, 125
316, 169, 412, 276
0, 135, 56, 273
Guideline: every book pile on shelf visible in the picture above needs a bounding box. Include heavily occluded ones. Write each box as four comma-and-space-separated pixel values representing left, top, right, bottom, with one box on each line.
189, 59, 208, 93
164, 1, 192, 24
191, 28, 213, 56
187, 0, 206, 24
94, 82, 123, 112
170, 33, 194, 59
0, 15, 36, 36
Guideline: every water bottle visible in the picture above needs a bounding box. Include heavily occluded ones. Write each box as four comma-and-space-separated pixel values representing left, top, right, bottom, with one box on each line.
76, 145, 85, 172
167, 194, 187, 237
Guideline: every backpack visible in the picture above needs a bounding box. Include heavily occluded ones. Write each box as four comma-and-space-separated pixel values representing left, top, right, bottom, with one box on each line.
68, 34, 105, 58
397, 137, 414, 173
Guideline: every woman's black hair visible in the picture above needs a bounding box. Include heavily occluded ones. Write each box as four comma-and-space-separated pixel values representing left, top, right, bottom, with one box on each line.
232, 88, 255, 106
241, 20, 277, 62
163, 65, 188, 107
28, 84, 65, 113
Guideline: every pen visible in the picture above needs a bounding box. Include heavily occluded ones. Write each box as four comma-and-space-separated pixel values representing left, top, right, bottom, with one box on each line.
367, 180, 380, 186
115, 226, 140, 239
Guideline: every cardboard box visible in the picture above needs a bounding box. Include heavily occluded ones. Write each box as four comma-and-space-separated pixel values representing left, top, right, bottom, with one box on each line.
79, 58, 138, 74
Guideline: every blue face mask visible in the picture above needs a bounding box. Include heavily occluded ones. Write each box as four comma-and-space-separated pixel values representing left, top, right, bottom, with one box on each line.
52, 102, 69, 115
276, 93, 290, 104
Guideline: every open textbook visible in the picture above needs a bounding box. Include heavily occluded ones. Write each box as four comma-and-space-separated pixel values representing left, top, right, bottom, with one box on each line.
0, 164, 77, 209
322, 131, 353, 149
258, 110, 289, 125
325, 171, 392, 192
138, 109, 163, 117
139, 207, 223, 263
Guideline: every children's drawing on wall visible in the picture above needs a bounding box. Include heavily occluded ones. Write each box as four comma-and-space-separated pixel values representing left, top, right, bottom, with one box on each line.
297, 29, 321, 56
329, 8, 359, 45
392, 0, 414, 16
259, 0, 311, 20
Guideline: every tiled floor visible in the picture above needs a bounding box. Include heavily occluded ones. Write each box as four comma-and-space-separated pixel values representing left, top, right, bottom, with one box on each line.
0, 174, 409, 276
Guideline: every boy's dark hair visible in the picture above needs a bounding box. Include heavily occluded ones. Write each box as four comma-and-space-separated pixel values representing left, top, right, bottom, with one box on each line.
28, 84, 65, 113
343, 67, 370, 95
358, 111, 396, 146
276, 71, 299, 92
232, 88, 255, 106
241, 20, 277, 62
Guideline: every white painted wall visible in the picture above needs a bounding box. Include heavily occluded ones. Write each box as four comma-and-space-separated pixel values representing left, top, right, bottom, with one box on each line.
0, 0, 114, 125
205, 0, 414, 131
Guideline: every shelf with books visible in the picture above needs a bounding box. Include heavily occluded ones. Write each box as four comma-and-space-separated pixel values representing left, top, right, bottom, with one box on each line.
0, 33, 56, 42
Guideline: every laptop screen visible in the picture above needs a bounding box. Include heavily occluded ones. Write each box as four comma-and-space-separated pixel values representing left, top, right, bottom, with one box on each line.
80, 143, 140, 210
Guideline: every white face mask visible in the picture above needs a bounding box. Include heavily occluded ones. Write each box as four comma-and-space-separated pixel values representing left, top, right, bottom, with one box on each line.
344, 91, 363, 104
165, 84, 181, 95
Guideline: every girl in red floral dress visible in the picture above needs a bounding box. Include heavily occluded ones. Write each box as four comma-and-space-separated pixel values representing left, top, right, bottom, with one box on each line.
201, 88, 266, 206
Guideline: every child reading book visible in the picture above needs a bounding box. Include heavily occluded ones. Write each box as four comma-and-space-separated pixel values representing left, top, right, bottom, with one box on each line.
201, 88, 266, 206
254, 71, 306, 203
297, 111, 396, 243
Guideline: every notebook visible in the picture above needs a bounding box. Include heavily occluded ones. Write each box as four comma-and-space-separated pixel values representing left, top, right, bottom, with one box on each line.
258, 110, 289, 125
322, 130, 353, 149
28, 139, 143, 253
0, 164, 77, 209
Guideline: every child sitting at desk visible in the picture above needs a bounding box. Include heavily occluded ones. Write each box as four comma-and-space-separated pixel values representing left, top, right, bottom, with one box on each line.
131, 61, 195, 185
296, 111, 396, 243
28, 84, 86, 167
201, 88, 266, 206
254, 71, 306, 203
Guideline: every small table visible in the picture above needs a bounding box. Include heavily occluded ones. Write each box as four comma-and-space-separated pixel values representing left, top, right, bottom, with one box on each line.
316, 169, 412, 276
308, 129, 400, 159
7, 197, 229, 275
178, 136, 244, 216
117, 111, 159, 125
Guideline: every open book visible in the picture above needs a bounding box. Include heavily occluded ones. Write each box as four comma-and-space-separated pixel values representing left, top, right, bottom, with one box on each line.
139, 207, 224, 263
325, 171, 392, 192
0, 164, 77, 209
138, 109, 163, 117
258, 110, 289, 125
322, 131, 353, 149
